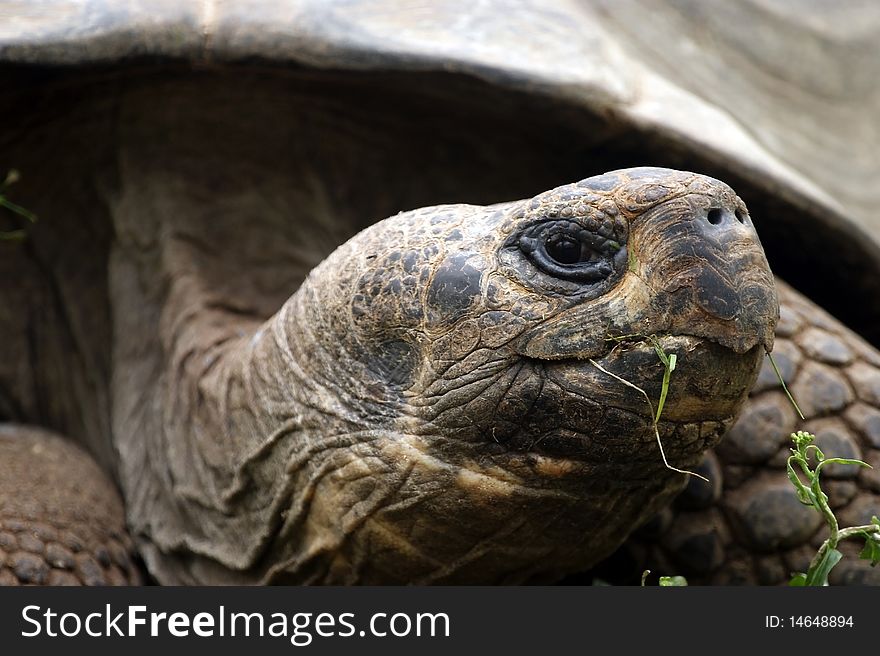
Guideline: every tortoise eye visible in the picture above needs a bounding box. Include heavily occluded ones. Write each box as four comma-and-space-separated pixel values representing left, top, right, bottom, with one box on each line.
517, 220, 625, 284
545, 235, 584, 265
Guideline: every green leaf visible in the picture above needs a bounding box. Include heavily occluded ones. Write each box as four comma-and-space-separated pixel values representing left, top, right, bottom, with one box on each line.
659, 575, 688, 587
0, 229, 25, 241
654, 359, 672, 424
0, 196, 37, 223
788, 573, 807, 586
804, 444, 825, 463
650, 337, 676, 425
0, 171, 36, 241
816, 457, 870, 471
650, 338, 668, 367
859, 534, 880, 567
804, 548, 843, 586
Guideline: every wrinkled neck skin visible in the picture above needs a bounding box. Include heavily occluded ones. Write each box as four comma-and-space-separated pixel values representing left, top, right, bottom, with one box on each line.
113, 171, 773, 585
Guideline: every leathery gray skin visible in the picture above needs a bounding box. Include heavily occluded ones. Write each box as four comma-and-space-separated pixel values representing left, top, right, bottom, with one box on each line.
124, 167, 777, 584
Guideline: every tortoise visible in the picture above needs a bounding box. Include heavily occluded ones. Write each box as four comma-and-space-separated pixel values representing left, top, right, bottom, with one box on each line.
0, 1, 878, 586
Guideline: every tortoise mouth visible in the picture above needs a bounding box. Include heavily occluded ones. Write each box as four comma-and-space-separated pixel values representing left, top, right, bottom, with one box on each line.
542, 334, 763, 419
497, 334, 764, 467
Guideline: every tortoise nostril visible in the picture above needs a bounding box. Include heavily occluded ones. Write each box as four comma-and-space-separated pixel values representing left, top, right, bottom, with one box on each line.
706, 208, 724, 225
734, 209, 746, 224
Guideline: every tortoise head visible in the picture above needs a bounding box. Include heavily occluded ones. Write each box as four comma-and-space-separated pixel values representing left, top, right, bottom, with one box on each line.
267, 167, 776, 583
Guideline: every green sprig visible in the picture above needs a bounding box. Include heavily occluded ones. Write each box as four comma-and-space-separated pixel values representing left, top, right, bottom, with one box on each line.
589, 335, 707, 482
0, 169, 37, 240
785, 430, 877, 585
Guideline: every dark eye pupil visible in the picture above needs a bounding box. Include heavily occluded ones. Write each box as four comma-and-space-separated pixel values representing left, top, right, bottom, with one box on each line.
546, 237, 582, 265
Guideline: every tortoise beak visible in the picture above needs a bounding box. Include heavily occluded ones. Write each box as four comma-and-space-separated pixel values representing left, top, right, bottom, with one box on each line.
631, 190, 778, 354
517, 187, 778, 360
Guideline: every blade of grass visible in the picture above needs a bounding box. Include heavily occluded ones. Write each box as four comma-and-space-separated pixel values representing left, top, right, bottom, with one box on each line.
654, 353, 676, 424
0, 229, 26, 241
767, 351, 804, 420
0, 197, 37, 223
588, 356, 707, 482
0, 170, 37, 240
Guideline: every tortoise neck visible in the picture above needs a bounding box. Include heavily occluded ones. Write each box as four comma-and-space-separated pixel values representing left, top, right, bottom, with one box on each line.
111, 253, 395, 582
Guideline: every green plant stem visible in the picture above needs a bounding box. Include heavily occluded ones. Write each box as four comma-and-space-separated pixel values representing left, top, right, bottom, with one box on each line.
786, 430, 874, 584
0, 170, 37, 240
0, 229, 25, 241
810, 462, 838, 536
808, 524, 880, 578
0, 197, 37, 223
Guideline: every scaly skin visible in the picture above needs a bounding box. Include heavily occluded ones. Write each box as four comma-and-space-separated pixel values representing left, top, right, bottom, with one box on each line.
0, 426, 141, 585
1, 168, 777, 585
